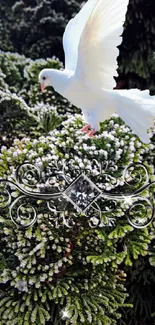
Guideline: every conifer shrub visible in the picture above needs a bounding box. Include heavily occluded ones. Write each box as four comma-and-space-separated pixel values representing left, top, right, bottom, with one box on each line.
0, 112, 155, 324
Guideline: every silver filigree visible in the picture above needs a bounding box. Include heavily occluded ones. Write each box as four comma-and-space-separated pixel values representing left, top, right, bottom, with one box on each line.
10, 196, 37, 228
0, 160, 154, 228
64, 174, 102, 212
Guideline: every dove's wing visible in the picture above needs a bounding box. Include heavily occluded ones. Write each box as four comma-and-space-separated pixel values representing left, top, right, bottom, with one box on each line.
76, 0, 129, 90
63, 0, 99, 71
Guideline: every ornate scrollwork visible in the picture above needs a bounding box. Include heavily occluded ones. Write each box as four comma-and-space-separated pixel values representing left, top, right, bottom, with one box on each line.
10, 196, 37, 228
15, 163, 42, 188
0, 160, 154, 228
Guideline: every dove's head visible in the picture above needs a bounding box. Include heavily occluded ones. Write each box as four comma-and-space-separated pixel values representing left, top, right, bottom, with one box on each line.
39, 68, 71, 94
39, 69, 53, 92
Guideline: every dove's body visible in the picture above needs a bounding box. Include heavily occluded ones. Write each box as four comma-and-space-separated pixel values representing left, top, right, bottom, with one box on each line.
60, 71, 91, 108
52, 69, 115, 130
48, 69, 100, 109
61, 72, 104, 109
39, 0, 155, 143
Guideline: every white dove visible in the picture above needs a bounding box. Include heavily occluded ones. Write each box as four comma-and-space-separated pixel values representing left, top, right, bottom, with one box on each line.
39, 0, 155, 143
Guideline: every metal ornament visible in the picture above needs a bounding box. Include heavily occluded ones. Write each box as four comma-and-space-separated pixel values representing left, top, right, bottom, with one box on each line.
0, 160, 154, 229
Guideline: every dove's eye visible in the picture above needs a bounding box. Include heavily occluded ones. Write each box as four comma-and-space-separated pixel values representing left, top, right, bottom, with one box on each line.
42, 76, 46, 80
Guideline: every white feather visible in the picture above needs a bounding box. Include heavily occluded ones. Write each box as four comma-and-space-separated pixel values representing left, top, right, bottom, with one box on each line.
76, 0, 129, 89
113, 89, 155, 143
63, 0, 99, 71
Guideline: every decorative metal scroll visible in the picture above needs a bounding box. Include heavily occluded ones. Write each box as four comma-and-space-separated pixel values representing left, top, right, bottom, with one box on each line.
0, 159, 155, 229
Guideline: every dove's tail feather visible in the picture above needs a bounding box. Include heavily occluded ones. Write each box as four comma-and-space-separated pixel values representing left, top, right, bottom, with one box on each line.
114, 89, 155, 143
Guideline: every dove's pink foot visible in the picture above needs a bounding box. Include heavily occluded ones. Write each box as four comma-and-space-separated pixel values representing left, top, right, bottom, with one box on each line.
80, 124, 91, 132
87, 129, 96, 137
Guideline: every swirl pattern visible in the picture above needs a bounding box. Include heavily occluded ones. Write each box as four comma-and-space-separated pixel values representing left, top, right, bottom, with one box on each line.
0, 161, 154, 228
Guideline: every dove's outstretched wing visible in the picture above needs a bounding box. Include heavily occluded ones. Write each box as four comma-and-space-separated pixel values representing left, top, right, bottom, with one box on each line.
76, 0, 129, 90
63, 0, 99, 71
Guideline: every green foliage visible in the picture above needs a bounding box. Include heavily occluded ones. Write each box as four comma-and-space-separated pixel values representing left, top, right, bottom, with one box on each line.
0, 195, 128, 324
35, 105, 63, 134
0, 112, 155, 324
0, 0, 84, 61
118, 0, 155, 93
0, 51, 79, 146
123, 228, 152, 266
0, 89, 38, 143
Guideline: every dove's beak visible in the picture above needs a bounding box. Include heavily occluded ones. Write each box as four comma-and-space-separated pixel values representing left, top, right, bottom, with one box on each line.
41, 83, 45, 92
